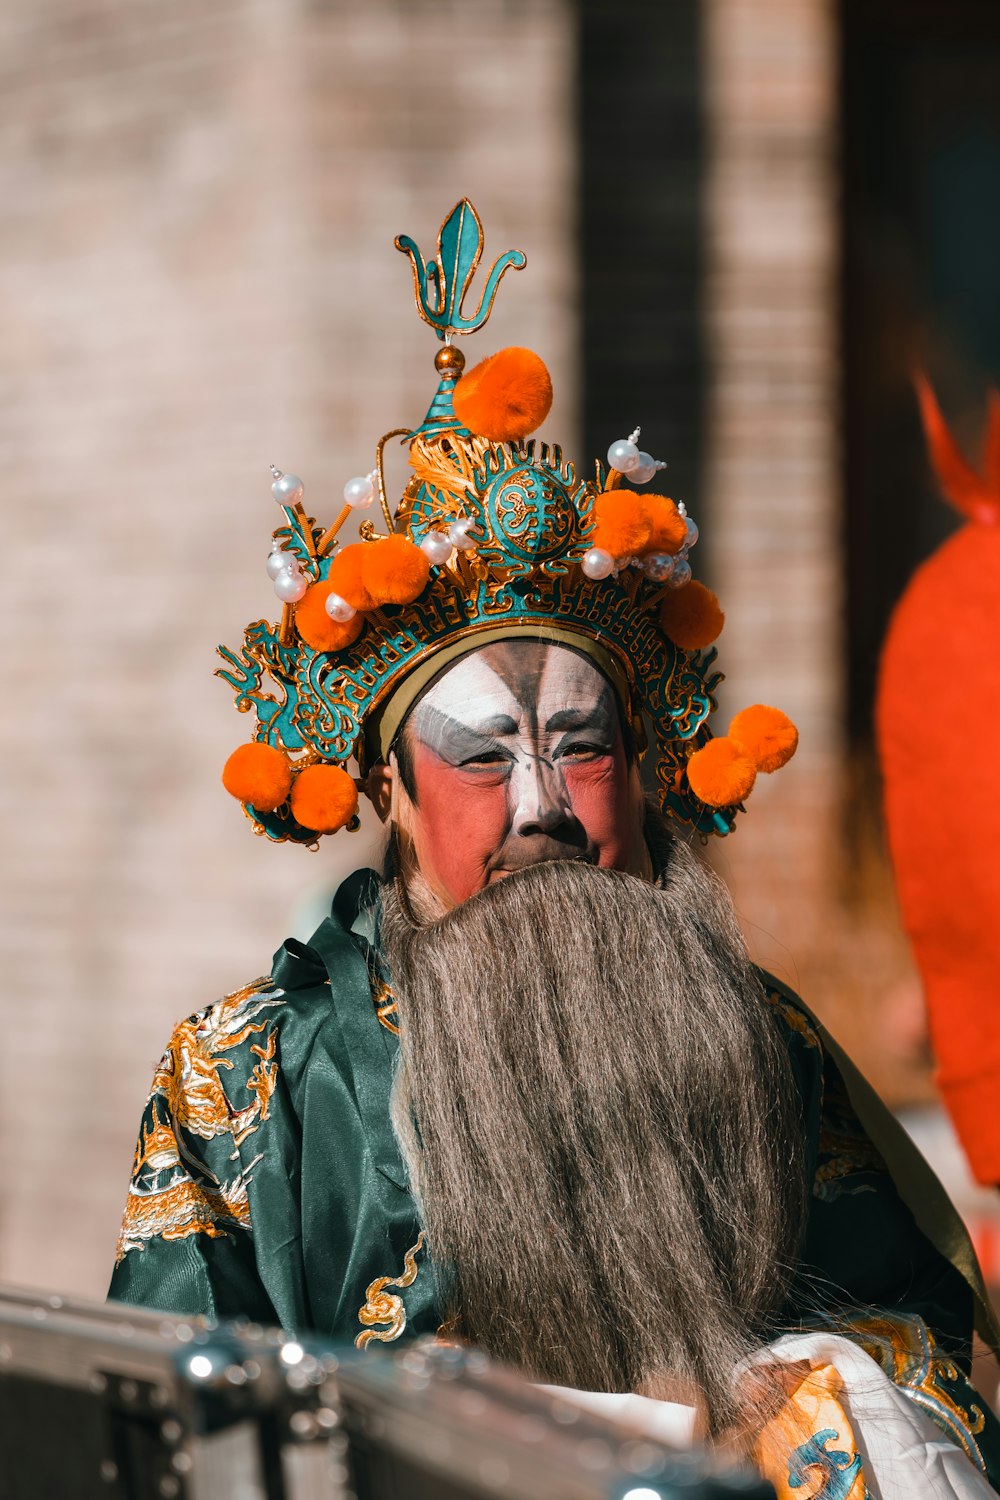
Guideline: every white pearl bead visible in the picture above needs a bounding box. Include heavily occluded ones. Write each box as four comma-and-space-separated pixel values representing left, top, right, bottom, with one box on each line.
266, 547, 294, 580
420, 531, 453, 566
643, 552, 676, 582
324, 591, 357, 622
343, 475, 374, 508
447, 517, 480, 551
582, 547, 614, 580
607, 439, 640, 473
274, 566, 308, 603
272, 472, 304, 506
684, 517, 699, 548
668, 557, 692, 589
629, 452, 658, 485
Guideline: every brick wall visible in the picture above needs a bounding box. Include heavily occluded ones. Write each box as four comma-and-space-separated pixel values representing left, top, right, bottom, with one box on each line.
0, 0, 576, 1297
700, 0, 841, 976
700, 0, 926, 1101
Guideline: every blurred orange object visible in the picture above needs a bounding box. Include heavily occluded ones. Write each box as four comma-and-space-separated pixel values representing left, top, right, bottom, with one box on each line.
877, 377, 1000, 1186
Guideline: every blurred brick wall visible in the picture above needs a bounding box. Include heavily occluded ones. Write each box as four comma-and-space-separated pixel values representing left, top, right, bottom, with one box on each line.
701, 0, 839, 924
0, 0, 576, 1297
700, 0, 926, 1103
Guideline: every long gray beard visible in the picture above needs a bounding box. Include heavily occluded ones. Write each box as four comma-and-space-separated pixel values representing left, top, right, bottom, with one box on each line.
380, 823, 806, 1428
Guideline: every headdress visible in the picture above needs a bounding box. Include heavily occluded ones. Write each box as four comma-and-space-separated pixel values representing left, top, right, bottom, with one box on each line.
217, 200, 797, 846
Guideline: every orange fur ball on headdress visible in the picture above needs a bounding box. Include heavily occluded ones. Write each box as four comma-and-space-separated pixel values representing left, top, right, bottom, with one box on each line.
686, 737, 757, 808
589, 490, 652, 560
290, 763, 359, 834
222, 742, 291, 811
453, 347, 553, 442
658, 580, 725, 651
639, 494, 687, 555
328, 543, 377, 612
361, 535, 431, 606
295, 581, 365, 653
730, 705, 798, 774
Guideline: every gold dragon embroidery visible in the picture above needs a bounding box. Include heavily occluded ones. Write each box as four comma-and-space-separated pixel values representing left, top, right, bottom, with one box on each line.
373, 979, 400, 1035
356, 1232, 427, 1348
149, 977, 285, 1144
116, 976, 285, 1262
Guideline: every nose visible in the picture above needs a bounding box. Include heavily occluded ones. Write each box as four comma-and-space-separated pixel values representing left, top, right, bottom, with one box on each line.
510, 754, 577, 838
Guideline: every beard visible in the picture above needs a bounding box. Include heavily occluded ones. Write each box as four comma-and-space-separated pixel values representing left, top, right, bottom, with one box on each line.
379, 817, 806, 1429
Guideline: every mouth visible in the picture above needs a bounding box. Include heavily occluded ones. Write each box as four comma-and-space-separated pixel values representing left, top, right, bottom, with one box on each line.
488, 850, 597, 881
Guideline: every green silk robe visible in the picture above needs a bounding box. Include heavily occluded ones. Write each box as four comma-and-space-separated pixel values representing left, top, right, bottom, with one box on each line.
109, 870, 1000, 1487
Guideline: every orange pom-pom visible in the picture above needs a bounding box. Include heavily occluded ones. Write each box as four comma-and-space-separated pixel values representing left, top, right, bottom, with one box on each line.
639, 494, 687, 554
729, 705, 798, 774
361, 535, 431, 606
295, 581, 365, 652
328, 544, 376, 612
222, 742, 291, 812
589, 491, 652, 560
686, 737, 757, 808
453, 347, 553, 442
290, 764, 359, 834
658, 580, 725, 651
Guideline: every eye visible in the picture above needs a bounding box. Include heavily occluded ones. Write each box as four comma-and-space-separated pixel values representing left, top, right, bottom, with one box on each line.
461, 750, 512, 769
558, 741, 610, 761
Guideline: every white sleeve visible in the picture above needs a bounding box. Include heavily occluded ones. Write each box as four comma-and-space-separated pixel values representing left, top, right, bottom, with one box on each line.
764, 1331, 996, 1500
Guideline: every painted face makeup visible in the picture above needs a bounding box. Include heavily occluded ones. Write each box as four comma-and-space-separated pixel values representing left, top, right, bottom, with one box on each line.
394, 640, 647, 908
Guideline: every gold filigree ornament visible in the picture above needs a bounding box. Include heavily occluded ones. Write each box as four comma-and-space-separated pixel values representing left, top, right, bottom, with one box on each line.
356, 1232, 427, 1348
216, 200, 799, 846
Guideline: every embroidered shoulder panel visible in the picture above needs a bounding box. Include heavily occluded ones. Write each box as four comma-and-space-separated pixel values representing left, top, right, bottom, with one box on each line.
116, 976, 285, 1262
842, 1311, 987, 1473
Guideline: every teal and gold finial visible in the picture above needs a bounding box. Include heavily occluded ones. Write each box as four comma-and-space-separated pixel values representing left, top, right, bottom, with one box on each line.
395, 199, 526, 340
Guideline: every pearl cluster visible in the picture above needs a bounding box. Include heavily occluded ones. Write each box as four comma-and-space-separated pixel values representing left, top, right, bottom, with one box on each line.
606, 425, 667, 486
419, 515, 482, 566
581, 428, 697, 587
266, 463, 382, 614
268, 470, 310, 603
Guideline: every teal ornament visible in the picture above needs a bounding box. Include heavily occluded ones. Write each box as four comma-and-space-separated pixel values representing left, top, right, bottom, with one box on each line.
406, 439, 589, 581
395, 200, 526, 340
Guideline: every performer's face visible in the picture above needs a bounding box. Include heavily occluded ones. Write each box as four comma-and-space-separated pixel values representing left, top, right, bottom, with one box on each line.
384, 641, 649, 910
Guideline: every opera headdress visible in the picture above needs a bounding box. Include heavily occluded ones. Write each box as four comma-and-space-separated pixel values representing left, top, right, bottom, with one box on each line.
217, 200, 797, 845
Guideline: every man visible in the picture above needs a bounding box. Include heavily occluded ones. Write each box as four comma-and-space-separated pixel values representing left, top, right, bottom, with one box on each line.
112, 203, 1000, 1490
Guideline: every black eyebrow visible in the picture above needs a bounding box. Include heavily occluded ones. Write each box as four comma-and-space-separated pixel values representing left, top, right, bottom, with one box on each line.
545, 705, 613, 734
475, 714, 519, 736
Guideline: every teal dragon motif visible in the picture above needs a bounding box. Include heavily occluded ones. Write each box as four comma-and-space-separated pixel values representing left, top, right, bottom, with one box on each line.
788, 1429, 864, 1498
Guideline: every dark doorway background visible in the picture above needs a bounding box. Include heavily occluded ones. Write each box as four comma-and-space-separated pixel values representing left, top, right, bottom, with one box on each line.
577, 0, 705, 518
841, 0, 1000, 752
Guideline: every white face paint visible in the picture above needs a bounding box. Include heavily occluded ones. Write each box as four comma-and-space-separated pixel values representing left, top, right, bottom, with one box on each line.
393, 640, 647, 908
